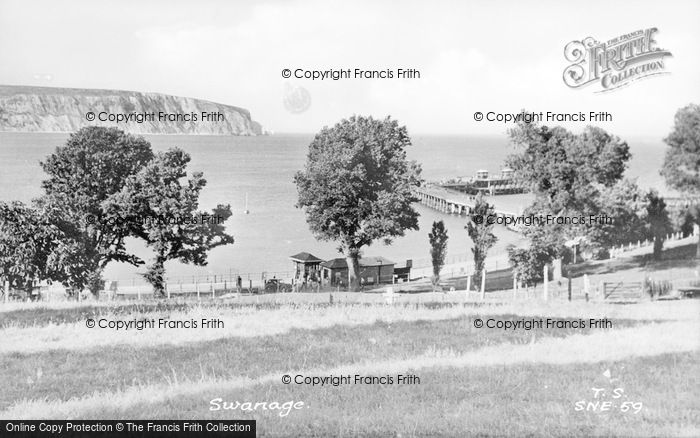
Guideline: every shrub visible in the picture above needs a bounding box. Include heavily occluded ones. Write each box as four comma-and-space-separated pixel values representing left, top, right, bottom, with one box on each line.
643, 279, 673, 298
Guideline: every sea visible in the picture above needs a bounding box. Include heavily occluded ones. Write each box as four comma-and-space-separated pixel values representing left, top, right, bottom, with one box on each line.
0, 132, 671, 284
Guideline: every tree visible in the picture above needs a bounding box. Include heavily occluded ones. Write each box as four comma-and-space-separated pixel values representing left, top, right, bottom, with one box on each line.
661, 104, 700, 258
466, 194, 497, 290
507, 123, 630, 213
643, 191, 672, 260
506, 121, 632, 262
104, 148, 234, 296
507, 238, 557, 288
39, 127, 154, 295
670, 205, 699, 237
294, 116, 422, 291
588, 179, 648, 256
0, 202, 60, 296
428, 220, 448, 289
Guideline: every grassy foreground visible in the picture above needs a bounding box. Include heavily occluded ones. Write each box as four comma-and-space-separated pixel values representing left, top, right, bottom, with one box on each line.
0, 299, 698, 437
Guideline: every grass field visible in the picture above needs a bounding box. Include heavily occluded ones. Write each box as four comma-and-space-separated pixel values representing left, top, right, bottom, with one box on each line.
1, 297, 698, 437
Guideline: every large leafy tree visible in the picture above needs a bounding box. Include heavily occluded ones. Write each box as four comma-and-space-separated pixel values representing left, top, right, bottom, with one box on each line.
0, 200, 104, 298
294, 115, 422, 291
466, 194, 497, 290
506, 121, 632, 263
585, 179, 648, 257
507, 122, 630, 213
40, 127, 154, 294
661, 104, 700, 258
428, 220, 448, 288
0, 202, 60, 295
104, 148, 234, 296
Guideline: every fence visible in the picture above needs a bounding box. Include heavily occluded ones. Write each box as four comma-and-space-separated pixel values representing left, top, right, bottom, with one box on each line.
608, 231, 697, 259
3, 229, 698, 303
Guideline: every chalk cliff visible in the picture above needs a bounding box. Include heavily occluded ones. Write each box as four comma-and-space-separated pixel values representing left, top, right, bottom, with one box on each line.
0, 85, 265, 135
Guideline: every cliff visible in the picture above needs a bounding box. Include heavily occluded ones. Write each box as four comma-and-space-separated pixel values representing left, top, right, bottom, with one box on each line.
0, 85, 265, 135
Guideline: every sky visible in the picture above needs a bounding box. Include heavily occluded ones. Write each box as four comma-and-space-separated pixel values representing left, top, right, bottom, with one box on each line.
1, 0, 699, 138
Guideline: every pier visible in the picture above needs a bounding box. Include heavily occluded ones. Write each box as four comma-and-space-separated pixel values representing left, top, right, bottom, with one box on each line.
415, 187, 699, 221
414, 185, 531, 220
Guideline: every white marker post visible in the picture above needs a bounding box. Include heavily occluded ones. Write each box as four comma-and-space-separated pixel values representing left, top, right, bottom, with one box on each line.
3, 280, 8, 304
543, 265, 549, 301
384, 286, 395, 305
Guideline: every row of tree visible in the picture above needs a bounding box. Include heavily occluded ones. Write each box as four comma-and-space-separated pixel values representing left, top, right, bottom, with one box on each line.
294, 105, 698, 292
0, 127, 233, 297
504, 104, 699, 285
2, 105, 696, 296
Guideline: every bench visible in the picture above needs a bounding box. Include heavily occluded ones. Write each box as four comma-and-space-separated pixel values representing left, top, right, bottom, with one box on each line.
677, 287, 700, 299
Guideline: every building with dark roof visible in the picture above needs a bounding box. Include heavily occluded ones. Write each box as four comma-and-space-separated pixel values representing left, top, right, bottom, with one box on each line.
320, 256, 395, 287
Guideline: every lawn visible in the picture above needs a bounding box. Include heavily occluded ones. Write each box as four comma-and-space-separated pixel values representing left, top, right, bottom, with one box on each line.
0, 298, 698, 437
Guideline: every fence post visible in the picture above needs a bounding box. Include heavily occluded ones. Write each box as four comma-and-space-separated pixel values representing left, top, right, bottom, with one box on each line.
137, 287, 141, 301
543, 265, 549, 301
166, 284, 170, 300
512, 274, 517, 300
212, 282, 215, 299
466, 275, 471, 294
3, 280, 8, 304
567, 274, 572, 301
196, 280, 200, 301
584, 274, 590, 302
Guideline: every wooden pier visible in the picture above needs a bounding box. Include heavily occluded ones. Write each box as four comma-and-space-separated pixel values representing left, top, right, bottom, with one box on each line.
414, 185, 526, 220
415, 188, 698, 220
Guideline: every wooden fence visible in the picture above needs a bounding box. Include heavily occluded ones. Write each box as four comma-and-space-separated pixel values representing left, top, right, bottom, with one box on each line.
602, 281, 644, 302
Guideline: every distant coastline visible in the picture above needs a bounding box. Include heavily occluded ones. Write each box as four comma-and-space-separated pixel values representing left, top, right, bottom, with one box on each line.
0, 85, 267, 136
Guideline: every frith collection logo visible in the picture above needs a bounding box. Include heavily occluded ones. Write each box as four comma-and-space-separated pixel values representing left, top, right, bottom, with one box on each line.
563, 28, 672, 92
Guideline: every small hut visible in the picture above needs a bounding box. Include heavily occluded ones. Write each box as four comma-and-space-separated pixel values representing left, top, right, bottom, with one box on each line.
289, 252, 324, 282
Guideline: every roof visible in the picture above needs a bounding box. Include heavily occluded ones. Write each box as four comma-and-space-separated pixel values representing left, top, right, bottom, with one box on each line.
321, 258, 348, 269
289, 252, 325, 263
321, 256, 395, 269
360, 256, 395, 267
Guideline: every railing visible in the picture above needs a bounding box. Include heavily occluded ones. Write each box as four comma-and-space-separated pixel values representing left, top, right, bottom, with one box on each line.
608, 231, 697, 259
